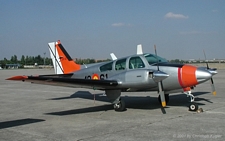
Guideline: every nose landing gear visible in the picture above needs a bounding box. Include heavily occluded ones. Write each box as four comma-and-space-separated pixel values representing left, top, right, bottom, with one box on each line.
184, 90, 199, 112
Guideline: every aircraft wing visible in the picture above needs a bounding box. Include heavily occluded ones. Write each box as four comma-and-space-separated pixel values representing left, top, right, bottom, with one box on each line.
6, 74, 118, 90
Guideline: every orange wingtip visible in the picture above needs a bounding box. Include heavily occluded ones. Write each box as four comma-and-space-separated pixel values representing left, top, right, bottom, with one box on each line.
6, 76, 28, 80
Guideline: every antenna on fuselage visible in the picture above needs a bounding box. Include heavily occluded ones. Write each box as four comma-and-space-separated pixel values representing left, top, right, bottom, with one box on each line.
137, 44, 143, 55
110, 53, 117, 60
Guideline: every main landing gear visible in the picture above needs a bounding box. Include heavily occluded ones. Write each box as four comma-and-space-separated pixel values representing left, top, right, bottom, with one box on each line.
113, 98, 126, 112
184, 91, 199, 111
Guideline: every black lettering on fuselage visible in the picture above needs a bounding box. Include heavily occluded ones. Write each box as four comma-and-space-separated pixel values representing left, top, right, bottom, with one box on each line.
84, 75, 92, 79
100, 74, 105, 79
100, 74, 108, 79
85, 74, 108, 79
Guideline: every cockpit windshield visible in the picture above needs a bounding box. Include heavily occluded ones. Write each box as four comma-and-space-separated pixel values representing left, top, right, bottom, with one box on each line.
144, 53, 167, 65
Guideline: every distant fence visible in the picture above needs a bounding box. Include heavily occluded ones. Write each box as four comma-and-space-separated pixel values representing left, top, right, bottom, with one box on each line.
24, 65, 53, 69
190, 63, 225, 69
23, 63, 225, 70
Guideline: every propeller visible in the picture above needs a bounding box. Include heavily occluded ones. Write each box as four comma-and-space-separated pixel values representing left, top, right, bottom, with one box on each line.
154, 45, 166, 107
203, 50, 217, 96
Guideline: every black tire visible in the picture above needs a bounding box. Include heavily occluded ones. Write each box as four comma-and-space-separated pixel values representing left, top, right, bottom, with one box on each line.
189, 103, 198, 111
114, 99, 126, 112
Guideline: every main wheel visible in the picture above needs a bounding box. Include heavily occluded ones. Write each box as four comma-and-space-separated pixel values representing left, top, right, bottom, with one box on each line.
114, 99, 126, 112
158, 94, 169, 104
189, 103, 198, 111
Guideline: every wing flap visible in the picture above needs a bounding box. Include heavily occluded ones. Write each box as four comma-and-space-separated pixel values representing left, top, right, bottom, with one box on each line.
6, 75, 118, 89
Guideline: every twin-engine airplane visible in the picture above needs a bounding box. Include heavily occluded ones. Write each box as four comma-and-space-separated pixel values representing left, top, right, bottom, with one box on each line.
7, 40, 217, 112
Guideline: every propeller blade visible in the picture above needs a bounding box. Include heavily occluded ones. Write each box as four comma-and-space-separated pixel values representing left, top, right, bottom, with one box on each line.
158, 82, 166, 107
154, 45, 166, 107
203, 50, 209, 69
203, 50, 217, 95
154, 45, 159, 71
210, 78, 216, 96
154, 45, 157, 56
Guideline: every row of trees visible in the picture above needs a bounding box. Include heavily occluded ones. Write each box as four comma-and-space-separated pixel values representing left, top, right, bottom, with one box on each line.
169, 59, 189, 64
169, 59, 225, 63
0, 55, 52, 67
75, 58, 111, 64
0, 55, 111, 68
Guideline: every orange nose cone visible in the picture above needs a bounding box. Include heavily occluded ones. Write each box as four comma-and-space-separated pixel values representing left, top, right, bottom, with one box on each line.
179, 65, 198, 87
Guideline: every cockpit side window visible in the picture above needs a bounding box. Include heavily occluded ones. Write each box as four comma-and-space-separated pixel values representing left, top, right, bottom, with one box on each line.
100, 62, 113, 72
115, 58, 126, 70
129, 56, 145, 69
144, 54, 167, 65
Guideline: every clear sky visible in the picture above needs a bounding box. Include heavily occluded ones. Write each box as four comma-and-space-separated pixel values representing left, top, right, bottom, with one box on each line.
1, 0, 224, 60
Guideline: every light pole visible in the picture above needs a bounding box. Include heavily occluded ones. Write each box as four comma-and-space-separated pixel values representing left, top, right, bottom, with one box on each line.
43, 52, 46, 68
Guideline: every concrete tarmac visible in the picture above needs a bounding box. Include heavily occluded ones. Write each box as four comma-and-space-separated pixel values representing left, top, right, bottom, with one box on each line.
0, 69, 224, 141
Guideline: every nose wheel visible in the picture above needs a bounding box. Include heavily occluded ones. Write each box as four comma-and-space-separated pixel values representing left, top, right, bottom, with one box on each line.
189, 103, 199, 111
114, 99, 126, 112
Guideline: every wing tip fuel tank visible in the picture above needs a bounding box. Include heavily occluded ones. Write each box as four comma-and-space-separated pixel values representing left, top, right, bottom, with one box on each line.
6, 75, 28, 81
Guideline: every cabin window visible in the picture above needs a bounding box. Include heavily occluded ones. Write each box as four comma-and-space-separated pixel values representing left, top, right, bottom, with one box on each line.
129, 56, 145, 69
100, 62, 113, 72
115, 58, 126, 70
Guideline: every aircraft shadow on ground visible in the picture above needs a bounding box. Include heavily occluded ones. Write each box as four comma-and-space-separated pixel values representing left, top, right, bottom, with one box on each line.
49, 91, 109, 102
191, 92, 214, 103
46, 105, 113, 116
168, 91, 213, 106
0, 118, 45, 129
46, 91, 212, 115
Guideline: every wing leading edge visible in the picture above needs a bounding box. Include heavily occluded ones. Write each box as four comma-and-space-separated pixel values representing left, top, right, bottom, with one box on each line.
6, 74, 118, 90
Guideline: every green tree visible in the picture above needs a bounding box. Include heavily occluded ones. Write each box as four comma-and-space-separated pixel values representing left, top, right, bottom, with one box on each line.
34, 55, 43, 65
0, 58, 10, 68
25, 56, 29, 65
10, 55, 15, 63
20, 55, 25, 65
45, 57, 52, 65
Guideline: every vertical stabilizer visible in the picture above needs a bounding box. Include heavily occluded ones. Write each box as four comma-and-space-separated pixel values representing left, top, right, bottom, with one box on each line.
48, 40, 80, 74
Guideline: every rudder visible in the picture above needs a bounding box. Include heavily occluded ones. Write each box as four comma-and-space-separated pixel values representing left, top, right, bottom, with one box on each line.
48, 40, 80, 74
